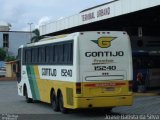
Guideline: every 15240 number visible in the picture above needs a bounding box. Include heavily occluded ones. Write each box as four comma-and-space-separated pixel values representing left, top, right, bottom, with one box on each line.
61, 69, 72, 77
95, 66, 116, 71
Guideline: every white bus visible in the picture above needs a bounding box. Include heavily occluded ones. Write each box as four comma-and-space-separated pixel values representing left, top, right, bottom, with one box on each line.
16, 31, 133, 113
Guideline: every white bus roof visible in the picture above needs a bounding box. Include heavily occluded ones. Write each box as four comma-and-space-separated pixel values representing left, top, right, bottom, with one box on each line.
24, 31, 127, 48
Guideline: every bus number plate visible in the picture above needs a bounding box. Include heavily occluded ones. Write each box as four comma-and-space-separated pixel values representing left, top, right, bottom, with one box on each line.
105, 87, 115, 91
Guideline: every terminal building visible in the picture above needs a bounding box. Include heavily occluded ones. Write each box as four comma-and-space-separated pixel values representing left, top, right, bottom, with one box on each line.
39, 0, 160, 90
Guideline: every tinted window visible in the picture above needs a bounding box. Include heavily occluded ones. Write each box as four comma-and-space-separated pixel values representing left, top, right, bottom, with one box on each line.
22, 40, 73, 65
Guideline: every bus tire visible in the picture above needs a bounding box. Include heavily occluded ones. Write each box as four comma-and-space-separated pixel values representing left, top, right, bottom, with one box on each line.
59, 92, 68, 114
51, 91, 59, 112
24, 87, 33, 103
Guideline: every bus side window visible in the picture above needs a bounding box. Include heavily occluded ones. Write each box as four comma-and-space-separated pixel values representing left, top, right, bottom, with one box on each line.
31, 48, 38, 64
59, 45, 63, 63
31, 48, 34, 64
63, 42, 73, 65
52, 46, 55, 63
45, 46, 50, 63
38, 48, 41, 64
42, 47, 45, 64
22, 49, 26, 65
63, 43, 69, 64
54, 45, 58, 63
70, 42, 73, 64
38, 47, 45, 64
35, 48, 38, 64
26, 49, 31, 64
54, 44, 63, 64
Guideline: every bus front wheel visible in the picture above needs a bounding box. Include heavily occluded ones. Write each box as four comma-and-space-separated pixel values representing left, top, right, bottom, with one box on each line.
59, 92, 68, 114
24, 87, 33, 103
51, 91, 59, 112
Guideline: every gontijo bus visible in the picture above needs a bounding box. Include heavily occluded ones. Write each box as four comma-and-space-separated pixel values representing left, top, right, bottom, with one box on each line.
16, 31, 133, 113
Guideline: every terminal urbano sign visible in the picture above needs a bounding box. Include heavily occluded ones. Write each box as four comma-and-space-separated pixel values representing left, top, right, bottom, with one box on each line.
81, 7, 110, 22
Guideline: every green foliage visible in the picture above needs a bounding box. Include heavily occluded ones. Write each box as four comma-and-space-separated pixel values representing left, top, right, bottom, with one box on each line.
31, 29, 44, 43
5, 55, 16, 62
0, 48, 16, 62
0, 48, 6, 60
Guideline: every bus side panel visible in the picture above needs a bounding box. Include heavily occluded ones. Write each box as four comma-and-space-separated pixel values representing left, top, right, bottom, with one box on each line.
27, 65, 76, 104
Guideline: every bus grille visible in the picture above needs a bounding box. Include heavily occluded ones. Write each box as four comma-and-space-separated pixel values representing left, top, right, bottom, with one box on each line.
66, 88, 73, 106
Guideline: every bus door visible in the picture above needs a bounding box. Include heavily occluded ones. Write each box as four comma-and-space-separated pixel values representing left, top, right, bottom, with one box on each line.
16, 48, 22, 83
13, 60, 21, 83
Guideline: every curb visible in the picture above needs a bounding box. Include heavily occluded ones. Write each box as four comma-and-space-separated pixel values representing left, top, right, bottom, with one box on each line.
133, 92, 160, 96
0, 77, 16, 81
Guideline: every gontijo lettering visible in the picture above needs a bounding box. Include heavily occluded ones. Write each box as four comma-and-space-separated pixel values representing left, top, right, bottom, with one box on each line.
85, 51, 124, 57
42, 68, 57, 76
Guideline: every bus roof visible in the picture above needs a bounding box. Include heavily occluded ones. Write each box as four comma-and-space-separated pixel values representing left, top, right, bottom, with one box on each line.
23, 31, 127, 48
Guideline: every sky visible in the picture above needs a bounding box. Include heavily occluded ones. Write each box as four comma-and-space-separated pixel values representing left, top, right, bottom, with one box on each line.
0, 0, 110, 31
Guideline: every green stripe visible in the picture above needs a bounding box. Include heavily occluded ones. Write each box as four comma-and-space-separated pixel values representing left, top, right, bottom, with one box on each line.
26, 65, 40, 100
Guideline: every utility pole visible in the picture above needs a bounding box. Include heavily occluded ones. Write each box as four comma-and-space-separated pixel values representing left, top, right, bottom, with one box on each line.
28, 23, 33, 41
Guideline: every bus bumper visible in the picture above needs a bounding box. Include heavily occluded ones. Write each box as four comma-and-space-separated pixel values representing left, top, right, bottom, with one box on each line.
73, 95, 133, 109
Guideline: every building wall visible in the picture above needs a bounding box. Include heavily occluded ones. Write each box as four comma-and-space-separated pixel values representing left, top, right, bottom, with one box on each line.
0, 26, 10, 31
0, 31, 32, 57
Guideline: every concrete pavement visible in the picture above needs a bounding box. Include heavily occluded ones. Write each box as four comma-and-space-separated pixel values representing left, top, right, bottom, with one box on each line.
0, 81, 160, 120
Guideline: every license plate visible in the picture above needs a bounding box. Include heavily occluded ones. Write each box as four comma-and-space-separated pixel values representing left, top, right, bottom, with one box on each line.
105, 87, 115, 91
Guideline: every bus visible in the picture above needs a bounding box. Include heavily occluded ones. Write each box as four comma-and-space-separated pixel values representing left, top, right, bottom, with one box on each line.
16, 31, 133, 113
133, 51, 160, 91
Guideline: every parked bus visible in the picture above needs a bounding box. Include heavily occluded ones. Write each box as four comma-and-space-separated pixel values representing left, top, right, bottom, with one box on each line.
133, 51, 160, 91
16, 31, 133, 113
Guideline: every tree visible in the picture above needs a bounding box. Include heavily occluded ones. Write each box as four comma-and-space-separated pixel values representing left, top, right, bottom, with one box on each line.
31, 29, 44, 43
0, 48, 16, 62
0, 48, 6, 61
5, 55, 15, 62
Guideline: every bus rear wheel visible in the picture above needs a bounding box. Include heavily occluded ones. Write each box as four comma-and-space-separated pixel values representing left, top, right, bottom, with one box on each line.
24, 87, 33, 103
59, 92, 68, 114
51, 91, 59, 112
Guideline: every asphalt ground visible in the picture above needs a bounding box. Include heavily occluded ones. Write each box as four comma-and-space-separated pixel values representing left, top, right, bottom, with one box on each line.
0, 81, 160, 120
